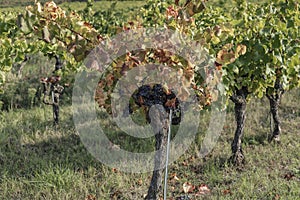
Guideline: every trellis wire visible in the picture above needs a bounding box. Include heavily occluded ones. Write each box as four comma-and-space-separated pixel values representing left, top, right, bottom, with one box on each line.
164, 109, 172, 200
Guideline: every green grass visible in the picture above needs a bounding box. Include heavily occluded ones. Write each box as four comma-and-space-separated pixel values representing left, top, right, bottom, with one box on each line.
60, 1, 145, 12
0, 89, 299, 199
0, 0, 272, 13
0, 1, 145, 13
0, 0, 144, 8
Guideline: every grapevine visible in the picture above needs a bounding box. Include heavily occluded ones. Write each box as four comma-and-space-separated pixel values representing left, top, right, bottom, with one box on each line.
0, 0, 299, 198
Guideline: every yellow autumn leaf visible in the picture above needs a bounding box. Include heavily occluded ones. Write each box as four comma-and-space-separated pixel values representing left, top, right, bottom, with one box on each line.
236, 44, 247, 55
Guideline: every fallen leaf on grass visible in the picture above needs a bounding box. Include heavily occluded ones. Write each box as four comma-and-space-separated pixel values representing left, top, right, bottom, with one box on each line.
222, 189, 232, 195
182, 182, 195, 193
170, 172, 180, 181
196, 184, 210, 195
85, 194, 96, 200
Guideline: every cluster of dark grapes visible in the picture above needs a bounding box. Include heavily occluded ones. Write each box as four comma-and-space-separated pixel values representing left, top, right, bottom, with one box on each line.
131, 84, 181, 125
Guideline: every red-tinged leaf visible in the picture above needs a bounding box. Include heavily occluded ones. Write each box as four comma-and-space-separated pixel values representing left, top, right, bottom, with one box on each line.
215, 61, 222, 71
222, 189, 232, 195
165, 98, 177, 108
166, 5, 179, 19
106, 74, 114, 87
183, 182, 195, 193
138, 96, 145, 105
83, 22, 93, 29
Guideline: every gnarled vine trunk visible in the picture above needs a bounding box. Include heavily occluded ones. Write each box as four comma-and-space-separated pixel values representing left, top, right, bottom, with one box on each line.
52, 87, 60, 125
230, 87, 248, 165
42, 78, 64, 125
266, 77, 284, 142
146, 106, 169, 200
